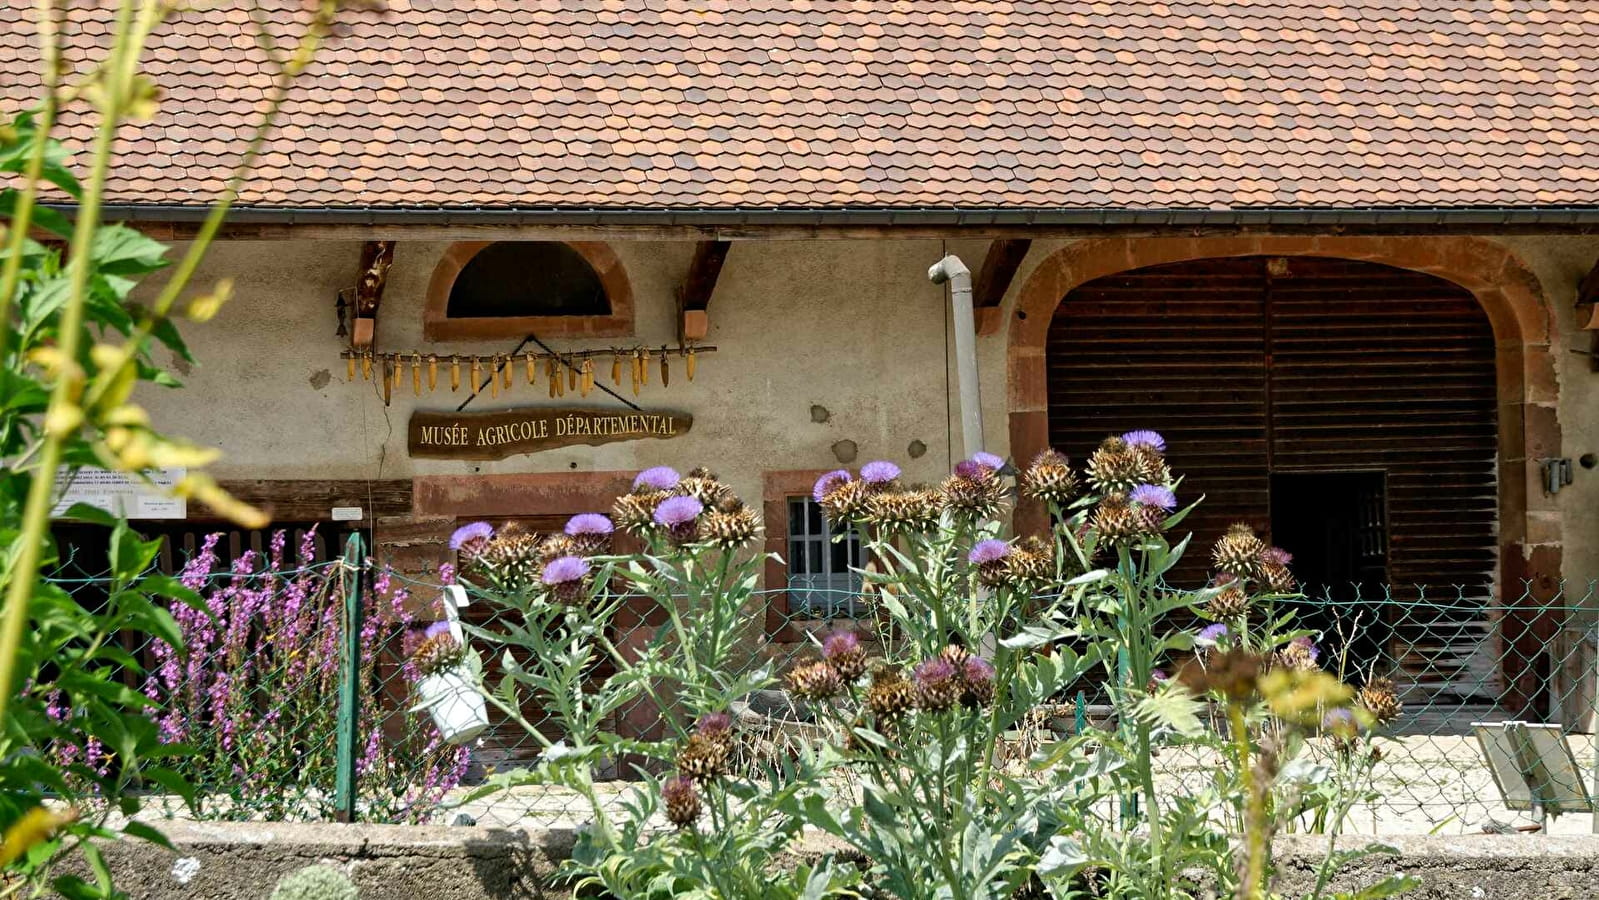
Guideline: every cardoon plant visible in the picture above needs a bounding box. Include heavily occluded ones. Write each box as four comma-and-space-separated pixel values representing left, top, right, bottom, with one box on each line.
143, 530, 468, 822
457, 447, 1409, 900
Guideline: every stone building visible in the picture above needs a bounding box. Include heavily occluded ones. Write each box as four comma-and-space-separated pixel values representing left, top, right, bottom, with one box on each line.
4, 1, 1598, 721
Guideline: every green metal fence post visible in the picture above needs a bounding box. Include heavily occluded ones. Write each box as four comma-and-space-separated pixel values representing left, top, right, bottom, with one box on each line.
333, 532, 365, 823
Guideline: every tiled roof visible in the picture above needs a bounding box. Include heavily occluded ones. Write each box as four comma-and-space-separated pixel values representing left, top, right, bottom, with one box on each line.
1, 0, 1596, 211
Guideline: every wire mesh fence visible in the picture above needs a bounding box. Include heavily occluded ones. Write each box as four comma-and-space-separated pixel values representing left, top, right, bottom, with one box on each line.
42, 531, 1599, 835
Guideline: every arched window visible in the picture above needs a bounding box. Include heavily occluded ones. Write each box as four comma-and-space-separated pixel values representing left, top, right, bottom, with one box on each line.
424, 241, 634, 340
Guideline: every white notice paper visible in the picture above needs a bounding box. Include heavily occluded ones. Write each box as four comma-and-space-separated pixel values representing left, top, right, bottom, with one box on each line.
51, 467, 186, 520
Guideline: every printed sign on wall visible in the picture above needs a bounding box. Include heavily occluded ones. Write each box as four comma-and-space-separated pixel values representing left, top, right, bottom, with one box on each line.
51, 467, 187, 519
408, 407, 692, 460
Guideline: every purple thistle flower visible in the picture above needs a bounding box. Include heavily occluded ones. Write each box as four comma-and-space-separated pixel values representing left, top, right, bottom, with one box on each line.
541, 555, 591, 585
1261, 546, 1293, 566
1196, 623, 1229, 645
633, 466, 680, 491
859, 460, 901, 485
424, 621, 452, 639
812, 469, 852, 503
1322, 707, 1360, 736
962, 656, 995, 686
1121, 429, 1166, 453
449, 521, 494, 552
968, 539, 1011, 565
565, 513, 614, 536
653, 495, 703, 527
970, 452, 1005, 471
953, 460, 983, 480
821, 630, 861, 660
1129, 483, 1177, 511
696, 712, 732, 737
914, 658, 957, 686
1291, 635, 1320, 662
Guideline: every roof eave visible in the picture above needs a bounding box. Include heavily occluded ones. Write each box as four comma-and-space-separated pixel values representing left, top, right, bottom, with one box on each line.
70, 203, 1599, 232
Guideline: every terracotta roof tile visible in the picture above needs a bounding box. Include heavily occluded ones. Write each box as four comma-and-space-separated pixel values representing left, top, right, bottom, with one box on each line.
1, 0, 1595, 210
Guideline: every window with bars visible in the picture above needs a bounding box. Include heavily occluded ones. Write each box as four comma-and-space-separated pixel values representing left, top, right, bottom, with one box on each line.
786, 497, 865, 617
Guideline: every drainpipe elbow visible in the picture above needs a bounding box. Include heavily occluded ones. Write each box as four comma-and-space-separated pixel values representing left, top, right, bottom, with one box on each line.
928, 255, 971, 285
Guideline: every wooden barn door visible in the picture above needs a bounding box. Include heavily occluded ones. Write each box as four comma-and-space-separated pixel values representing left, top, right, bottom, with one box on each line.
1046, 256, 1498, 688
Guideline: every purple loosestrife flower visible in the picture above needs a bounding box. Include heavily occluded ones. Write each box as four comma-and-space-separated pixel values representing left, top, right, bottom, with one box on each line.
1196, 623, 1229, 645
1129, 484, 1177, 511
812, 469, 852, 503
1121, 429, 1166, 453
970, 451, 1005, 471
968, 539, 1011, 565
438, 562, 457, 586
449, 521, 495, 558
634, 466, 681, 491
860, 460, 901, 485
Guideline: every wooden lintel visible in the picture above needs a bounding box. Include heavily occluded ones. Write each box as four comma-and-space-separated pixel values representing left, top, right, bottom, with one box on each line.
678, 240, 730, 340
974, 239, 1031, 308
351, 240, 395, 348
1578, 257, 1599, 329
208, 479, 413, 523
972, 238, 1031, 335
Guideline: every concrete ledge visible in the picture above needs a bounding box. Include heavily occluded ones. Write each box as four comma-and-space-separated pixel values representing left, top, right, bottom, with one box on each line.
83, 823, 1599, 899
83, 822, 578, 900
1273, 835, 1599, 900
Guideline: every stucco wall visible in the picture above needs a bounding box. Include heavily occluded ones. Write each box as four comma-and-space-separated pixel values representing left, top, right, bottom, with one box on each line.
139, 234, 1599, 578
141, 238, 996, 519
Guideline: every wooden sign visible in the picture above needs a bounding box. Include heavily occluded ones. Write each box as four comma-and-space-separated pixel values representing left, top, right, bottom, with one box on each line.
409, 406, 692, 460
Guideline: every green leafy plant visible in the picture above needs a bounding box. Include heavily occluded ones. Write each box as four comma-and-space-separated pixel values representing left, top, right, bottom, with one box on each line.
0, 1, 346, 893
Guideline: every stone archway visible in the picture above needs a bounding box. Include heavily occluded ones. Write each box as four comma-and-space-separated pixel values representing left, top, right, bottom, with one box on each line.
1007, 236, 1559, 594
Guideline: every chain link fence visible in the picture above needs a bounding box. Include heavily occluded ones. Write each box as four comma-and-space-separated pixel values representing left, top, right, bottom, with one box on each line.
43, 531, 1599, 835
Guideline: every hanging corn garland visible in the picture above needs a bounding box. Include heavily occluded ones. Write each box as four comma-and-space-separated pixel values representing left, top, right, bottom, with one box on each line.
338, 344, 715, 402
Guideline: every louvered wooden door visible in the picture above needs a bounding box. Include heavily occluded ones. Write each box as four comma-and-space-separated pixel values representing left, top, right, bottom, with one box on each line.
1045, 255, 1498, 601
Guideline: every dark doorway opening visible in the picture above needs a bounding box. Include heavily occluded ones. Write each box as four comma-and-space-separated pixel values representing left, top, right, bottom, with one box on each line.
1270, 471, 1390, 683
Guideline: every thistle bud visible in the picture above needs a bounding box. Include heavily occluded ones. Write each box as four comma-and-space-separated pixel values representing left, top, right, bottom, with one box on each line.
662, 776, 701, 829
1213, 523, 1266, 580
913, 658, 961, 712
1021, 448, 1078, 504
1356, 678, 1403, 726
786, 661, 844, 702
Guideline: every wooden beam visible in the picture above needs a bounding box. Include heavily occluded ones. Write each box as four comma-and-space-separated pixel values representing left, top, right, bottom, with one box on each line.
209, 479, 413, 524
678, 240, 730, 340
1579, 257, 1599, 329
350, 240, 394, 348
972, 238, 1030, 335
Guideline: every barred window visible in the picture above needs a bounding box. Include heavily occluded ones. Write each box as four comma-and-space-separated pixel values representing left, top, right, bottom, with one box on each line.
785, 497, 865, 617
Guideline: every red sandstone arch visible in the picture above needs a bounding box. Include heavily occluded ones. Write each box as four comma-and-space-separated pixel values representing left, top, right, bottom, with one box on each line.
1006, 236, 1561, 593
